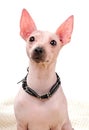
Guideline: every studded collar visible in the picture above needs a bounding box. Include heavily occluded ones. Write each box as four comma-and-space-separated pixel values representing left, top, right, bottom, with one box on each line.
18, 69, 61, 100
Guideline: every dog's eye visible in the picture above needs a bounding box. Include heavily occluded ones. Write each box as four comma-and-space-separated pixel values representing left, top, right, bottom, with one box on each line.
29, 36, 35, 42
50, 40, 57, 46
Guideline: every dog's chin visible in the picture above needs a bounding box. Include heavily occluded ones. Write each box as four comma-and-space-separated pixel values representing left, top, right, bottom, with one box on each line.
30, 56, 49, 64
30, 54, 46, 63
33, 58, 44, 63
31, 57, 45, 63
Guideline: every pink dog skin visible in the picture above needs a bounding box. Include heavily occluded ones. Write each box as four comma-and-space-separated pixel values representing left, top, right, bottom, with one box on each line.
14, 9, 74, 130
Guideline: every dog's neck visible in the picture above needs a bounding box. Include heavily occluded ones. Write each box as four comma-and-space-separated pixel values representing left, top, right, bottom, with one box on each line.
27, 61, 57, 95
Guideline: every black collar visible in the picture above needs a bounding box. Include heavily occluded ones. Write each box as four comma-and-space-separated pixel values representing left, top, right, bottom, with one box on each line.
18, 71, 61, 100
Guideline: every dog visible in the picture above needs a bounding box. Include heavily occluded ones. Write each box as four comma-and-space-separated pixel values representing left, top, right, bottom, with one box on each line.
14, 9, 74, 130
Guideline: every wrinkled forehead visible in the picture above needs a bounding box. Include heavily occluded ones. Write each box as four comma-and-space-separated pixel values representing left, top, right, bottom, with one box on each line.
29, 30, 59, 41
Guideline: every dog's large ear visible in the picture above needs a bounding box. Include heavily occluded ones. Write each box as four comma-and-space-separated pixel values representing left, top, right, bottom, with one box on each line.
56, 15, 74, 46
20, 9, 37, 40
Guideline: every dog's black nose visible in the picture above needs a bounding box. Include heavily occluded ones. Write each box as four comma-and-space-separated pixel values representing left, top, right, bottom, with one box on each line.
32, 47, 46, 63
34, 47, 44, 54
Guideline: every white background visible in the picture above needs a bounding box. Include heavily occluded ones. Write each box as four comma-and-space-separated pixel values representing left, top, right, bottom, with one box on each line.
0, 0, 89, 102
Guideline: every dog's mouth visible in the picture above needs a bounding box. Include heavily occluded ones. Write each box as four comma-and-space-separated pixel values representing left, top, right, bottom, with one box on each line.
32, 56, 45, 63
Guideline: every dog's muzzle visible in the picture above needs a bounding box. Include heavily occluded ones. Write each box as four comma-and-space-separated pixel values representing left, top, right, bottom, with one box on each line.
32, 47, 46, 63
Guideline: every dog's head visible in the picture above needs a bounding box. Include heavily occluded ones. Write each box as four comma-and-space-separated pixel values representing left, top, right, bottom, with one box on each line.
20, 9, 74, 65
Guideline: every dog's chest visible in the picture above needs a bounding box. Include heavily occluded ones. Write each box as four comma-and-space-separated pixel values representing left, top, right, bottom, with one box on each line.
15, 87, 67, 130
25, 95, 60, 125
